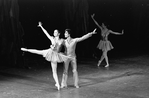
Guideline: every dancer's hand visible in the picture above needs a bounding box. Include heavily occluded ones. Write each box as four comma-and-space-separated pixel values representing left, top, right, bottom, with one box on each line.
50, 45, 55, 49
122, 30, 124, 34
91, 13, 95, 18
92, 28, 97, 34
21, 48, 27, 51
38, 21, 42, 27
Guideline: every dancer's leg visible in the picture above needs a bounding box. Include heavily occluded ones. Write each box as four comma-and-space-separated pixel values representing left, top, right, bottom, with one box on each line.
21, 48, 46, 56
61, 59, 70, 88
97, 51, 104, 66
103, 51, 109, 67
71, 58, 79, 88
51, 62, 60, 90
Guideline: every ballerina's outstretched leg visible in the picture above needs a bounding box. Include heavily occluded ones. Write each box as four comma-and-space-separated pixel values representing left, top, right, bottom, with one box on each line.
21, 48, 46, 56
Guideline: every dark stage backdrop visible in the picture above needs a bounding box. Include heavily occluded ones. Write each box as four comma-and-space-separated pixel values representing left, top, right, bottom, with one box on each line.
19, 0, 149, 57
0, 0, 24, 68
0, 0, 149, 68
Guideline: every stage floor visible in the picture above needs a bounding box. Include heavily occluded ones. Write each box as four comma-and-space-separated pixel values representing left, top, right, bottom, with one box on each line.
0, 55, 149, 98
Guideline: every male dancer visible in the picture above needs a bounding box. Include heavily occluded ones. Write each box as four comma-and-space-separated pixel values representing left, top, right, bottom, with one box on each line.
61, 28, 96, 88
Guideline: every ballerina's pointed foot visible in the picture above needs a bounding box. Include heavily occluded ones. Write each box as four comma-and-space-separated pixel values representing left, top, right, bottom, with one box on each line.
97, 61, 101, 67
61, 84, 67, 88
75, 85, 79, 88
21, 48, 27, 51
105, 64, 109, 67
55, 84, 60, 90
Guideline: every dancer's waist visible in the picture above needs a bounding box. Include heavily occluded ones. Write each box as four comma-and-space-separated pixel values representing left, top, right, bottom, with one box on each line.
66, 53, 76, 58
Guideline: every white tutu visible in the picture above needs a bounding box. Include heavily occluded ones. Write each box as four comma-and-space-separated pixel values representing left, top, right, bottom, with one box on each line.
43, 48, 69, 63
97, 40, 114, 51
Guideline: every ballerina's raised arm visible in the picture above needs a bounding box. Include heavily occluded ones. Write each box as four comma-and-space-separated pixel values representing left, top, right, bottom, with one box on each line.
91, 14, 102, 31
37, 21, 54, 43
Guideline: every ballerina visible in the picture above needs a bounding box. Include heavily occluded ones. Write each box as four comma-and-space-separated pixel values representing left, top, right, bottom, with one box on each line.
91, 14, 124, 67
21, 22, 70, 90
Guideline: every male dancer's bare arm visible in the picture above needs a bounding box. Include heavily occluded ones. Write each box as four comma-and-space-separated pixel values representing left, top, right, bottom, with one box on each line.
38, 22, 54, 42
76, 28, 97, 42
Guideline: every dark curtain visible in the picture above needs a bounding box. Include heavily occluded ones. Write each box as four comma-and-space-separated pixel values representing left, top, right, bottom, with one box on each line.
0, 0, 24, 68
63, 0, 89, 36
63, 0, 90, 57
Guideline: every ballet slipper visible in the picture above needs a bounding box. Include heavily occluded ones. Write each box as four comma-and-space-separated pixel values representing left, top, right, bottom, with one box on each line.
61, 84, 67, 88
97, 61, 101, 67
75, 85, 79, 88
55, 84, 60, 90
105, 64, 109, 67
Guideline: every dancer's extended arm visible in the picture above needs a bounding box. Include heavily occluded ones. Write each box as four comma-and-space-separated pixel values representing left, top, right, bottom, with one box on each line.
109, 29, 124, 35
38, 22, 53, 42
76, 28, 97, 42
91, 14, 102, 30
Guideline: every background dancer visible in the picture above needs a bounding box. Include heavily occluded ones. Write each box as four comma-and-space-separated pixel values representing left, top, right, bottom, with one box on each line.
21, 22, 69, 90
61, 28, 97, 88
91, 14, 124, 67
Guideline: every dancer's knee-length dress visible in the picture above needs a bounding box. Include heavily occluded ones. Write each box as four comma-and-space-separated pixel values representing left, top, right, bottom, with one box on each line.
97, 31, 114, 51
42, 41, 69, 63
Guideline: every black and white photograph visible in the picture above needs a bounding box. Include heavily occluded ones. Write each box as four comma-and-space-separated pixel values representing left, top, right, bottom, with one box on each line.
0, 0, 149, 97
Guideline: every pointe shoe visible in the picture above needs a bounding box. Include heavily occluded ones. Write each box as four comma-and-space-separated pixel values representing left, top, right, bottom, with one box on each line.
75, 85, 79, 88
61, 84, 67, 88
21, 48, 27, 51
97, 61, 101, 67
105, 64, 109, 67
55, 84, 60, 90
